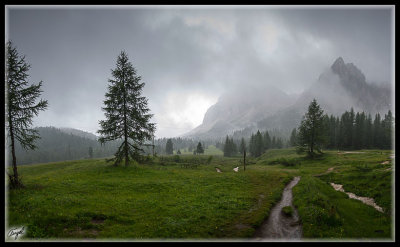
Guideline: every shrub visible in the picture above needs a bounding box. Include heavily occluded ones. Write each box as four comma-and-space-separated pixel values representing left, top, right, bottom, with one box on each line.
282, 206, 293, 217
173, 155, 181, 163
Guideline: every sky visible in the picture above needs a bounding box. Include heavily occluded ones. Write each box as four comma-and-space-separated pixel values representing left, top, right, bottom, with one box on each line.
6, 5, 394, 138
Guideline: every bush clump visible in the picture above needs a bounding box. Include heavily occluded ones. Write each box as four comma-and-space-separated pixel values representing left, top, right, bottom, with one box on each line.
282, 206, 294, 217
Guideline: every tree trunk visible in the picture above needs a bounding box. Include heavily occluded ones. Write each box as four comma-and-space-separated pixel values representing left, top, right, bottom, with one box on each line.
123, 104, 129, 166
8, 109, 19, 188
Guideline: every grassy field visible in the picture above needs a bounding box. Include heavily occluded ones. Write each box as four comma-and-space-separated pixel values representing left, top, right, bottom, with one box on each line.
6, 148, 394, 240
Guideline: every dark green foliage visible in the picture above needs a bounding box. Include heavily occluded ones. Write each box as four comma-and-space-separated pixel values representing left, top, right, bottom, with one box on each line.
165, 139, 173, 155
297, 99, 326, 157
282, 206, 293, 217
263, 131, 271, 150
248, 130, 284, 158
14, 127, 122, 165
173, 155, 180, 163
6, 41, 48, 188
320, 109, 393, 151
196, 142, 204, 154
223, 136, 237, 157
268, 157, 300, 167
177, 149, 181, 155
98, 51, 155, 166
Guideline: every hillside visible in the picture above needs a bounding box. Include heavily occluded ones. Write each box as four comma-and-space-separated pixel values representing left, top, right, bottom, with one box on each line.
184, 57, 392, 139
11, 127, 121, 165
183, 86, 297, 139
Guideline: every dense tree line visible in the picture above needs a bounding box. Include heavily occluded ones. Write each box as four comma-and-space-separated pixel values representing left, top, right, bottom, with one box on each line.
13, 127, 122, 165
223, 136, 237, 157
152, 138, 213, 155
220, 130, 287, 158
323, 108, 393, 150
248, 130, 285, 157
295, 99, 394, 156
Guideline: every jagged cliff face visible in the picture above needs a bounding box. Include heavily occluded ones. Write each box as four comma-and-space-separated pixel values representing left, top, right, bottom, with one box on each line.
183, 86, 296, 138
330, 57, 391, 114
184, 57, 392, 139
294, 57, 391, 117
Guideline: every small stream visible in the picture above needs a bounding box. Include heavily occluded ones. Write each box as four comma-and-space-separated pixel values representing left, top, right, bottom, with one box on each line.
253, 176, 302, 241
330, 183, 384, 213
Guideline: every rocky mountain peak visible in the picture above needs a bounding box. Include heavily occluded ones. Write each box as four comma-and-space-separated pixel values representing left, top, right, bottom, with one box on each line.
331, 57, 366, 83
331, 56, 345, 70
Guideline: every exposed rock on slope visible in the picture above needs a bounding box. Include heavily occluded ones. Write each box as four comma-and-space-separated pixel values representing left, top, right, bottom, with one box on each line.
184, 57, 392, 139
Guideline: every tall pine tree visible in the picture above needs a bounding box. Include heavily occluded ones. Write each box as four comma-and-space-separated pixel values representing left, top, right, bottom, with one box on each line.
6, 41, 48, 188
297, 99, 326, 157
98, 51, 155, 166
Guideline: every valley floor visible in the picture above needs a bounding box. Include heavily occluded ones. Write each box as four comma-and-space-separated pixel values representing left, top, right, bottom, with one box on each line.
6, 148, 394, 241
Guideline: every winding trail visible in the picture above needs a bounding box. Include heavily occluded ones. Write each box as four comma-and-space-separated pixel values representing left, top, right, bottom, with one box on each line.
253, 176, 302, 241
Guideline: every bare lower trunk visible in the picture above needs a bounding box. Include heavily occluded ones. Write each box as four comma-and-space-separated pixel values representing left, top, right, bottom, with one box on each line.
8, 111, 20, 188
124, 139, 129, 166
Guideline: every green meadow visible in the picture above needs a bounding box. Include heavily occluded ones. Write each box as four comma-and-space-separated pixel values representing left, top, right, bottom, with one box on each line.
7, 149, 394, 240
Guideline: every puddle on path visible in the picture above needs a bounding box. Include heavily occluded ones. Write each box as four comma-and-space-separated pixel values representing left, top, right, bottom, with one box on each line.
253, 176, 302, 241
330, 183, 384, 213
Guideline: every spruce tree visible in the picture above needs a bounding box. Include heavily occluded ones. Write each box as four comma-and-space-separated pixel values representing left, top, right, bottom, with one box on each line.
223, 136, 231, 157
382, 110, 393, 149
196, 142, 204, 154
296, 99, 326, 157
98, 51, 155, 166
165, 139, 173, 155
249, 134, 255, 156
254, 130, 264, 157
6, 41, 48, 188
373, 113, 382, 149
263, 131, 271, 151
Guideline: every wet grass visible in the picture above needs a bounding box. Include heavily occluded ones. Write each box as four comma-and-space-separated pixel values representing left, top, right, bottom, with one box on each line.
6, 148, 393, 240
292, 175, 391, 239
7, 156, 289, 240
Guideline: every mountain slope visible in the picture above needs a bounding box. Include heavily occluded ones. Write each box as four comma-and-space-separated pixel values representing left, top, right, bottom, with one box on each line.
184, 57, 392, 139
11, 127, 120, 165
183, 86, 297, 139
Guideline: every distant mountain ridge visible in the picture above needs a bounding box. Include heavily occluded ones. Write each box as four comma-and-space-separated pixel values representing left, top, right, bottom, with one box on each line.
183, 85, 297, 139
12, 126, 119, 165
184, 57, 392, 139
59, 127, 98, 140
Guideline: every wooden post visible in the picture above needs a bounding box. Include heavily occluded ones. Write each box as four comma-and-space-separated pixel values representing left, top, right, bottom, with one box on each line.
244, 149, 246, 171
